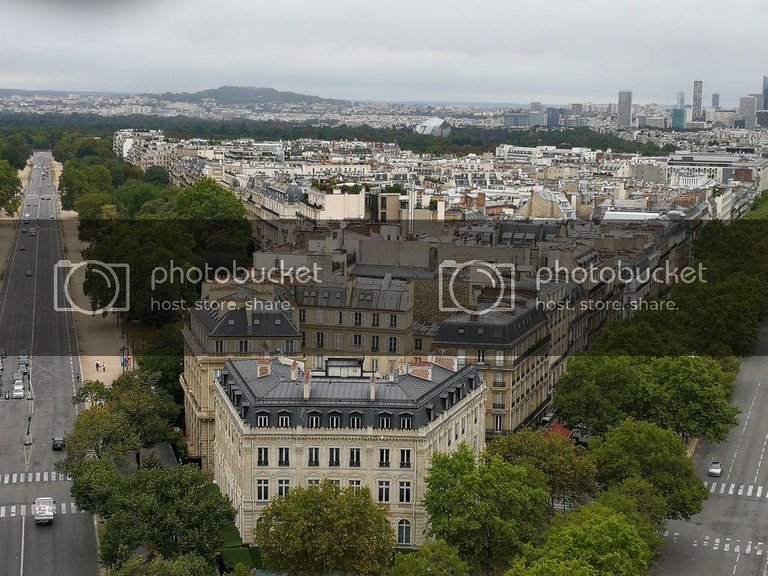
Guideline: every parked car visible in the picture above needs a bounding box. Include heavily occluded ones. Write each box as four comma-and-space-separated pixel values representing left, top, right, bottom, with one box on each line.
708, 461, 723, 477
0, 347, 6, 358
52, 437, 65, 451
12, 387, 24, 399
19, 349, 29, 364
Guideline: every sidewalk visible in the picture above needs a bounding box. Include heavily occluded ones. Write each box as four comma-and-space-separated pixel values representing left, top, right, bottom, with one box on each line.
0, 164, 31, 291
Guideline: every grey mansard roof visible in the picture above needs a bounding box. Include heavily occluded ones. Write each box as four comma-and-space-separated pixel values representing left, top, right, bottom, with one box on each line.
192, 298, 300, 339
432, 308, 547, 347
218, 358, 480, 430
282, 275, 411, 312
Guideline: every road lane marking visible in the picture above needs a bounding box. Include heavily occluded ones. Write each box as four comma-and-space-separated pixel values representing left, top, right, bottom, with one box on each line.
729, 381, 762, 479
711, 482, 717, 493
35, 472, 40, 482
70, 503, 76, 513
12, 473, 17, 483
721, 483, 727, 493
747, 541, 752, 555
27, 473, 32, 482
60, 502, 66, 514
3, 474, 7, 483
759, 487, 764, 498
20, 515, 26, 576
729, 483, 735, 495
10, 505, 16, 517
714, 538, 721, 550
43, 472, 48, 482
0, 507, 5, 518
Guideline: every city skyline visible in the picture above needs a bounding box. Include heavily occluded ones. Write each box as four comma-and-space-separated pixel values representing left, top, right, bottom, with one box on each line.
2, 0, 768, 105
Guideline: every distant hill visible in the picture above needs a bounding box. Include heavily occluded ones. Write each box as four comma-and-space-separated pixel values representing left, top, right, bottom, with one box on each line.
145, 85, 343, 105
0, 88, 76, 98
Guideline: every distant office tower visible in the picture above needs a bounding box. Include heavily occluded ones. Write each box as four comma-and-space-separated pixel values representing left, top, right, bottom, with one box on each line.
671, 108, 686, 130
677, 91, 685, 109
712, 93, 720, 108
617, 90, 633, 127
692, 81, 703, 120
739, 96, 757, 128
570, 103, 583, 113
530, 101, 543, 112
763, 76, 768, 110
546, 108, 561, 127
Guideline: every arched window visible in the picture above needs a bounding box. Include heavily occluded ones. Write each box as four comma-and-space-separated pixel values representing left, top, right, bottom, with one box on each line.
397, 519, 411, 545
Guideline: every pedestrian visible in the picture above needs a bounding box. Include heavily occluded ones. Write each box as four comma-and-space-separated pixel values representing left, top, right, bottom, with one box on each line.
76, 372, 80, 381
95, 358, 100, 371
102, 362, 106, 372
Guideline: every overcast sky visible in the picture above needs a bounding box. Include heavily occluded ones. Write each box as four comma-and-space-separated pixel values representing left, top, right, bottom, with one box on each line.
1, 0, 767, 106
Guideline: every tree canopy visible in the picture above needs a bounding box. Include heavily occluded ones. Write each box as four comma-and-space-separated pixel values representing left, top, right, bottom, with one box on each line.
254, 480, 395, 576
591, 418, 708, 520
0, 158, 23, 215
423, 444, 551, 575
393, 540, 470, 576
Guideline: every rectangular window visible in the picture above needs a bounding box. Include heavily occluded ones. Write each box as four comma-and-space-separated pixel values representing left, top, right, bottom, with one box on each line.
214, 340, 224, 354
330, 479, 341, 486
378, 480, 390, 503
278, 414, 290, 428
307, 479, 320, 486
353, 334, 363, 349
256, 415, 269, 428
349, 447, 361, 467
335, 333, 343, 350
301, 331, 306, 347
308, 447, 320, 466
400, 449, 412, 469
329, 414, 341, 429
372, 313, 380, 327
379, 415, 392, 429
336, 311, 344, 325
354, 312, 363, 327
371, 358, 379, 373
308, 414, 321, 428
400, 416, 412, 430
299, 309, 306, 323
316, 310, 325, 324
278, 447, 290, 466
349, 479, 362, 491
371, 336, 379, 352
238, 340, 249, 354
278, 479, 290, 497
329, 447, 340, 467
316, 332, 325, 348
477, 349, 486, 363
379, 448, 390, 468
399, 481, 412, 503
256, 479, 269, 501
389, 314, 398, 328
496, 350, 504, 367
257, 447, 269, 466
388, 337, 398, 353
349, 414, 363, 429
414, 338, 423, 351
495, 414, 503, 432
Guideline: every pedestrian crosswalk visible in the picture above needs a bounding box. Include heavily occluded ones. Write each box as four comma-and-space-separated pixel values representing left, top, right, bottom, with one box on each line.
703, 481, 768, 499
664, 531, 764, 557
0, 502, 86, 519
0, 471, 71, 485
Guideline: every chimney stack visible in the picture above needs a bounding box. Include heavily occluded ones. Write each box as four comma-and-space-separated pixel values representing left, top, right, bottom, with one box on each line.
303, 369, 312, 400
291, 360, 299, 381
369, 372, 376, 401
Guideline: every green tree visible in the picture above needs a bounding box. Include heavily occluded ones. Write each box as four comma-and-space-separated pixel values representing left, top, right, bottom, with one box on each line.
255, 480, 394, 576
113, 553, 215, 576
0, 134, 32, 170
136, 323, 185, 403
393, 540, 470, 576
487, 429, 597, 506
506, 557, 598, 576
423, 444, 551, 575
100, 465, 235, 568
0, 159, 22, 215
539, 503, 653, 576
68, 456, 124, 517
58, 405, 139, 466
143, 166, 171, 186
591, 419, 708, 519
114, 180, 164, 218
597, 477, 667, 556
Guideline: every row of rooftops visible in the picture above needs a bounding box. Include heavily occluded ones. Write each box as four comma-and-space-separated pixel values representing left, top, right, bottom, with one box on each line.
219, 357, 481, 430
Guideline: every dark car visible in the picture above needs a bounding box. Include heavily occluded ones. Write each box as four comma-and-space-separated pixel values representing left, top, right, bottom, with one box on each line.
52, 437, 65, 451
0, 348, 6, 358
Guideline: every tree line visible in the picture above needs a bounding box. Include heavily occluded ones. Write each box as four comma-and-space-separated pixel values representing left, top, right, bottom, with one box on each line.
0, 111, 675, 157
53, 134, 252, 325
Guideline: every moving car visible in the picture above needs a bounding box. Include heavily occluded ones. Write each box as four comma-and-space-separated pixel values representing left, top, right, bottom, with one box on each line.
12, 386, 24, 399
32, 497, 55, 525
26, 270, 32, 277
52, 437, 65, 451
18, 350, 29, 364
708, 461, 722, 477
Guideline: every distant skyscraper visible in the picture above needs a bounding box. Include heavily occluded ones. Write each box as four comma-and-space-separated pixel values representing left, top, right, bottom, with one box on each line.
530, 101, 543, 112
693, 81, 703, 120
712, 93, 720, 108
617, 90, 633, 128
677, 91, 685, 109
671, 108, 686, 130
739, 96, 757, 128
763, 76, 768, 111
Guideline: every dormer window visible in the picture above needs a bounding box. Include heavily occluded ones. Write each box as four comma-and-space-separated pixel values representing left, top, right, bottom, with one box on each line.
400, 414, 413, 430
378, 413, 392, 429
256, 413, 269, 428
307, 413, 322, 429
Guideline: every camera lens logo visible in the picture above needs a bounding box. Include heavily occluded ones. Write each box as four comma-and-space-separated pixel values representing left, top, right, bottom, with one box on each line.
53, 260, 130, 315
438, 260, 515, 316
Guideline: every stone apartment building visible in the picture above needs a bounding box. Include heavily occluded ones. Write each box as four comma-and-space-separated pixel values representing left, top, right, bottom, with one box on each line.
213, 356, 486, 547
181, 285, 301, 472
